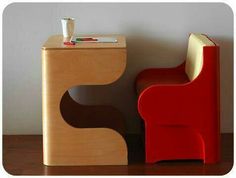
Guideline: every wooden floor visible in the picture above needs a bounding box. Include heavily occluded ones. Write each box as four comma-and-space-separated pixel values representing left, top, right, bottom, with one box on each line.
2, 134, 233, 175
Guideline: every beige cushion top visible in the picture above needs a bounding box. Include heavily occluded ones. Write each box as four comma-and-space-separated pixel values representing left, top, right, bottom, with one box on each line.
185, 34, 215, 81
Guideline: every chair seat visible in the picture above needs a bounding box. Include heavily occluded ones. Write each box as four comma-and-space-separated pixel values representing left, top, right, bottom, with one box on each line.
136, 68, 189, 94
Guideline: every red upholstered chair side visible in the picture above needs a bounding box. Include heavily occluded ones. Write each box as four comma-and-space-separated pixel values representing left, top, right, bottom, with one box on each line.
136, 34, 220, 164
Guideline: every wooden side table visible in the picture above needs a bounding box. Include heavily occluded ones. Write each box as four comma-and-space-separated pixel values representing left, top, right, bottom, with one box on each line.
42, 35, 127, 165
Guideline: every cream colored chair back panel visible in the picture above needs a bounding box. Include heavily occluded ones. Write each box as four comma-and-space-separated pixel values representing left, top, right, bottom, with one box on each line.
185, 34, 215, 81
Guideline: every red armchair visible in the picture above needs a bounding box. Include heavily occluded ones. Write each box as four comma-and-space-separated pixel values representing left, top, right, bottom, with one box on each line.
136, 34, 220, 164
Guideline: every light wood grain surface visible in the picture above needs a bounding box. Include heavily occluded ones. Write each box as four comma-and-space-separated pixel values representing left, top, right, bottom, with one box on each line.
42, 35, 127, 165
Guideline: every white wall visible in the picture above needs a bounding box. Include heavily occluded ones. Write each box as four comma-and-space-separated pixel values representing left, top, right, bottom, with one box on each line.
3, 3, 233, 134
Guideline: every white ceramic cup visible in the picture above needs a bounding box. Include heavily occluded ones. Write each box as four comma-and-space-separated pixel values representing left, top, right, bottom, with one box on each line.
61, 17, 75, 38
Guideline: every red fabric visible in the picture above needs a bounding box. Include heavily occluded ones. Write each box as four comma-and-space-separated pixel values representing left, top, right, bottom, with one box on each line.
136, 44, 220, 164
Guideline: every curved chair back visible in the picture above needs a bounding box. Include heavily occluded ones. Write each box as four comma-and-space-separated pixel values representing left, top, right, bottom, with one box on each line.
185, 33, 215, 81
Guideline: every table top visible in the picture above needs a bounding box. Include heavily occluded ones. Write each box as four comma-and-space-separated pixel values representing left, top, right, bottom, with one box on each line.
42, 35, 126, 50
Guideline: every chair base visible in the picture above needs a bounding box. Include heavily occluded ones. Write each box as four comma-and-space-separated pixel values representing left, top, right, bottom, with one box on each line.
145, 125, 205, 164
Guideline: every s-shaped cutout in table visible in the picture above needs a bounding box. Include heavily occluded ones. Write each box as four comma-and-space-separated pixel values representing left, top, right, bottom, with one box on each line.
42, 35, 127, 166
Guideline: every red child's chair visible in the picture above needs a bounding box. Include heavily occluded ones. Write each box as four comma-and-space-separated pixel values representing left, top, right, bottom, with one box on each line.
136, 33, 220, 164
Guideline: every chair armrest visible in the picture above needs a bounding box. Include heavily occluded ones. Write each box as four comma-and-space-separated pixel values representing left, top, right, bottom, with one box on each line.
138, 83, 193, 125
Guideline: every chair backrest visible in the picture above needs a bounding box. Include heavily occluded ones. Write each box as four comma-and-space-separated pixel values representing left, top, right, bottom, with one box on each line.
185, 34, 215, 81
